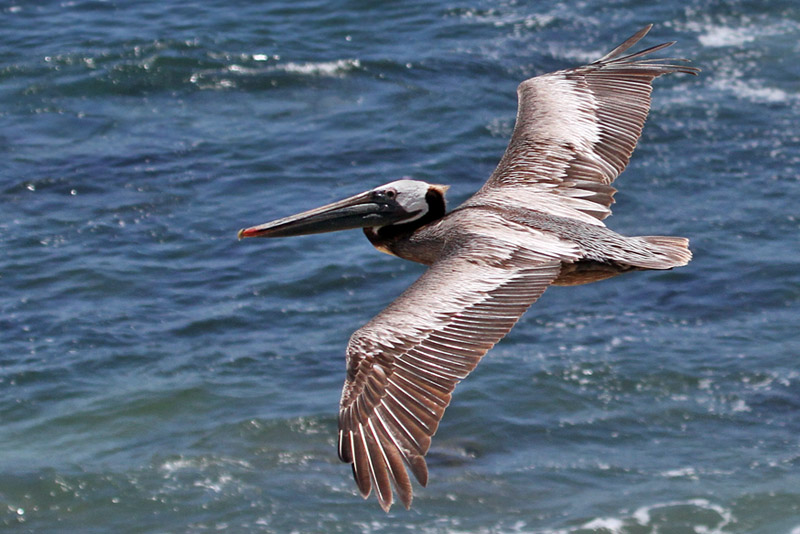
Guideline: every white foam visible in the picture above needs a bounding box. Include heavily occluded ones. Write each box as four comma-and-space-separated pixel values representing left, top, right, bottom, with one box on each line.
632, 505, 651, 526
697, 25, 756, 47
193, 474, 233, 493
379, 498, 737, 534
580, 517, 625, 533
680, 18, 800, 104
730, 399, 751, 412
160, 458, 195, 473
189, 58, 361, 90
704, 58, 793, 104
702, 59, 796, 105
716, 78, 791, 104
632, 498, 734, 533
660, 466, 699, 479
278, 58, 361, 77
454, 7, 554, 30
159, 456, 252, 474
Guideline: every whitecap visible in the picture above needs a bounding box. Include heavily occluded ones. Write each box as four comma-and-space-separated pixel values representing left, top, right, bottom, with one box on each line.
730, 398, 751, 412
677, 17, 800, 105
189, 58, 362, 90
277, 58, 361, 77
193, 474, 233, 493
159, 458, 195, 473
401, 498, 737, 534
660, 466, 699, 479
697, 25, 756, 47
158, 455, 252, 474
712, 77, 792, 104
580, 517, 625, 533
632, 498, 734, 532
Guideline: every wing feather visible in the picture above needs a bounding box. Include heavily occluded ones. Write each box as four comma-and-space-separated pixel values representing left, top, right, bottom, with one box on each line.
465, 25, 699, 224
338, 235, 573, 510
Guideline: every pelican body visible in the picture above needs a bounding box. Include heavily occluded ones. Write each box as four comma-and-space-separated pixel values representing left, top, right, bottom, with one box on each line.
239, 26, 698, 511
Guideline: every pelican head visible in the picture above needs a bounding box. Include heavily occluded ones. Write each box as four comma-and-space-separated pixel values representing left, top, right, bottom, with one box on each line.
238, 179, 448, 239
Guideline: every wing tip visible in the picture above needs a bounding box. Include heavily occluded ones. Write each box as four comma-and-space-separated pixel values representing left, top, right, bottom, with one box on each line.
341, 418, 427, 511
595, 24, 654, 63
594, 25, 700, 75
377, 494, 393, 513
352, 462, 372, 499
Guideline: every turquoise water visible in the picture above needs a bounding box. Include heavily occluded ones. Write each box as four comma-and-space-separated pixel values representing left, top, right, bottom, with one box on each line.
2, 1, 800, 532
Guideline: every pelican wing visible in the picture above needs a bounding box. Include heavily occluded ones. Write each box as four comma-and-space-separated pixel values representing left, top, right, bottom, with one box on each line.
467, 25, 699, 224
337, 226, 579, 511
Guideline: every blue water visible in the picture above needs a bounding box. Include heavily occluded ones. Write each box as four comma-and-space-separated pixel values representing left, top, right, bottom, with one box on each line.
2, 1, 800, 532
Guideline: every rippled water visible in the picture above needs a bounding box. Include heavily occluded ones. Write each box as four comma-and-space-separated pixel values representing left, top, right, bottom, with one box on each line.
2, 1, 800, 533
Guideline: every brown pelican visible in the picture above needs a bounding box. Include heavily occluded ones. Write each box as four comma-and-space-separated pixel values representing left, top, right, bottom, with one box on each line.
238, 25, 698, 511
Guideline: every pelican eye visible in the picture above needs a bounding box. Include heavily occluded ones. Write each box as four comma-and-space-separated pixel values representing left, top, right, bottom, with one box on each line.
374, 188, 397, 202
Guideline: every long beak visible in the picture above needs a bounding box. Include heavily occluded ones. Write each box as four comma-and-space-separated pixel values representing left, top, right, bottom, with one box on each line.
238, 190, 407, 239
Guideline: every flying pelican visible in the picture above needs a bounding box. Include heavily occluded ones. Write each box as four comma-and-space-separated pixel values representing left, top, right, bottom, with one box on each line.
238, 25, 698, 511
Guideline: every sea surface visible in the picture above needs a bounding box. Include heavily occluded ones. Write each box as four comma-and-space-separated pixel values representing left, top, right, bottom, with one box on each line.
2, 1, 799, 533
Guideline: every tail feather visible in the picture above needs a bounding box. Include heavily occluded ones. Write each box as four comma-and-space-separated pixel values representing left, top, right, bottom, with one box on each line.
634, 235, 692, 269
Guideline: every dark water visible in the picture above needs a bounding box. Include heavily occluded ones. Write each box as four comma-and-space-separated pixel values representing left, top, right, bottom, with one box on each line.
2, 1, 800, 532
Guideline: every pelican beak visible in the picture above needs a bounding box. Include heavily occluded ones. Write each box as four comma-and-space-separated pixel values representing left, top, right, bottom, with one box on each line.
238, 189, 408, 239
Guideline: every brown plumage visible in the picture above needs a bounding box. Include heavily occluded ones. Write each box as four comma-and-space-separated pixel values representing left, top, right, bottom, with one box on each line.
238, 25, 698, 511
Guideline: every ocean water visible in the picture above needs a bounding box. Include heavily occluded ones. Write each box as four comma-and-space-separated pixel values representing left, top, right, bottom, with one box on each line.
2, 1, 799, 532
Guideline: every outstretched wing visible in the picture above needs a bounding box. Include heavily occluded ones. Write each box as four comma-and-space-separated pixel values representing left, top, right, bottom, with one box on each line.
337, 224, 580, 511
465, 25, 699, 225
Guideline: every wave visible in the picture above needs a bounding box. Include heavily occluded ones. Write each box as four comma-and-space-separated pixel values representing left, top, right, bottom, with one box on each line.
695, 24, 757, 48
677, 17, 800, 105
712, 76, 794, 104
189, 58, 362, 90
347, 497, 737, 534
5, 38, 368, 98
684, 16, 795, 49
